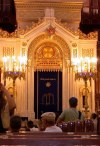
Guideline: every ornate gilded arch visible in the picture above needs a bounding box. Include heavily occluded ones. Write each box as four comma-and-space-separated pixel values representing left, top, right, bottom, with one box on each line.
28, 33, 70, 71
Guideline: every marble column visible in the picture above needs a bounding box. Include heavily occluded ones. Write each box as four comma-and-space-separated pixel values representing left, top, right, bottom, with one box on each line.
27, 67, 35, 120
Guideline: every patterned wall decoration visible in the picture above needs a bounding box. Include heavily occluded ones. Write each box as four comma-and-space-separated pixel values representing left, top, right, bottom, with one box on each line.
3, 47, 14, 56
82, 48, 94, 58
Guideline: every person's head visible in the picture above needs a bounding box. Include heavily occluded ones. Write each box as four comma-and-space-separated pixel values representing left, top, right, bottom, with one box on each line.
41, 112, 56, 128
69, 97, 78, 108
91, 113, 97, 119
27, 120, 34, 128
10, 115, 21, 132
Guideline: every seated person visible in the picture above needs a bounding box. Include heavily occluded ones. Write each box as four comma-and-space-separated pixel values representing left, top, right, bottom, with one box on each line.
36, 119, 46, 131
56, 97, 84, 124
10, 115, 21, 132
91, 113, 97, 120
90, 113, 97, 132
27, 120, 34, 130
26, 120, 39, 131
41, 112, 62, 132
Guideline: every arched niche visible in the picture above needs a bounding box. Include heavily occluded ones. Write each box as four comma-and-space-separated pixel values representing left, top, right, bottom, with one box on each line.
28, 33, 71, 70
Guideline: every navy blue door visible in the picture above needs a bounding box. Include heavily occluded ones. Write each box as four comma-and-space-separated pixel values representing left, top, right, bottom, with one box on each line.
34, 71, 62, 119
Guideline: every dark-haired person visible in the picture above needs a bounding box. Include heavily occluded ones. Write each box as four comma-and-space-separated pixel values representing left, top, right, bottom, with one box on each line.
26, 120, 39, 132
90, 113, 97, 132
56, 97, 84, 124
10, 115, 21, 132
0, 83, 16, 133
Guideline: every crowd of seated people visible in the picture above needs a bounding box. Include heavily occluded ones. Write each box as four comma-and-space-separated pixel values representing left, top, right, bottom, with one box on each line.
7, 113, 97, 134
8, 112, 62, 133
7, 115, 97, 134
0, 81, 98, 134
0, 96, 98, 134
5, 113, 97, 134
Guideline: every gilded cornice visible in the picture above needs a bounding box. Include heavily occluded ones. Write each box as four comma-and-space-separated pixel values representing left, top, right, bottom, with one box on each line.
0, 19, 43, 38
0, 29, 18, 38
15, 2, 82, 23
55, 20, 78, 36
77, 30, 98, 40
17, 19, 44, 35
15, 1, 83, 9
0, 18, 97, 40
55, 20, 98, 40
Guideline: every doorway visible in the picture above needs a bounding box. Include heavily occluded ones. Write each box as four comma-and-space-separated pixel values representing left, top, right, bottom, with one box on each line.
34, 71, 62, 119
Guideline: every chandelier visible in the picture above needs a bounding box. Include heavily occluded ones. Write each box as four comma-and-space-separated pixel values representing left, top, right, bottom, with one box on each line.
72, 57, 97, 80
2, 55, 27, 81
2, 55, 27, 99
72, 57, 97, 118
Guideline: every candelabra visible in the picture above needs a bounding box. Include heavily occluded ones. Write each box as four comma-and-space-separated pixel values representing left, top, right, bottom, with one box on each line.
72, 57, 97, 118
2, 55, 27, 99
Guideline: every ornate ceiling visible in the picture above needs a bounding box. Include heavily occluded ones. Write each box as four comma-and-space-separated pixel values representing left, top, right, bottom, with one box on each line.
14, 0, 83, 31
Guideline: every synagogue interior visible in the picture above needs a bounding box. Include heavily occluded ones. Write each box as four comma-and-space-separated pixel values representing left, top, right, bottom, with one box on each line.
1, 0, 100, 145
0, 0, 100, 120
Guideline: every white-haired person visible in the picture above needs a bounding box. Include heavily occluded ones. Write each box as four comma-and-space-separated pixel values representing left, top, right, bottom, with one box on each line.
41, 112, 62, 132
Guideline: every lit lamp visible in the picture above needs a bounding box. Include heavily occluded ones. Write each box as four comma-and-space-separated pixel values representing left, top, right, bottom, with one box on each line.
72, 57, 97, 118
2, 55, 27, 98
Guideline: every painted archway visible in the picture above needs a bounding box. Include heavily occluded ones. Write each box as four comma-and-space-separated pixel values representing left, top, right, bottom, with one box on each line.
27, 33, 71, 118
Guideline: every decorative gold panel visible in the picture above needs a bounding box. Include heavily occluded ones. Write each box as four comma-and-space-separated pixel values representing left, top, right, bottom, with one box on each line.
3, 47, 14, 56
28, 33, 70, 71
42, 47, 54, 58
34, 42, 62, 71
82, 48, 94, 58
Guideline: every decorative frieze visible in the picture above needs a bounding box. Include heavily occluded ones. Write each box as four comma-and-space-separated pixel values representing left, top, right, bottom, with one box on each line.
3, 47, 14, 56
82, 48, 94, 58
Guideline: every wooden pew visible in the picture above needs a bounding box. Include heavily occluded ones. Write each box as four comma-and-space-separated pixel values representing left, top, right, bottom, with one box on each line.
0, 132, 100, 145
